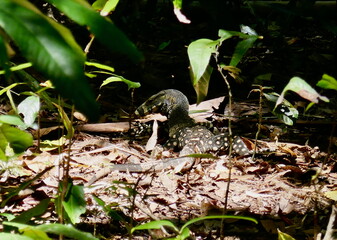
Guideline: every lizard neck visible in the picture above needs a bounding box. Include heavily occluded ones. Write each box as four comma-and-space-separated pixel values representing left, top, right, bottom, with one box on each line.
167, 104, 195, 137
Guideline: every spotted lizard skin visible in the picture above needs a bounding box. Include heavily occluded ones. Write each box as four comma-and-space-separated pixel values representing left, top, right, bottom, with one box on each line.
134, 89, 250, 155
86, 89, 250, 185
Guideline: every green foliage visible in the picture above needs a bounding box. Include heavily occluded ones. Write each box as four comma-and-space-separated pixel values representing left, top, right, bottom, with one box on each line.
277, 229, 296, 240
131, 215, 257, 240
92, 0, 120, 16
56, 181, 86, 225
17, 96, 40, 130
10, 199, 50, 224
0, 0, 143, 121
62, 184, 86, 224
276, 77, 329, 106
188, 27, 261, 103
264, 92, 299, 126
1, 166, 53, 207
0, 123, 33, 161
317, 74, 337, 91
47, 0, 143, 63
86, 61, 141, 90
1, 222, 98, 240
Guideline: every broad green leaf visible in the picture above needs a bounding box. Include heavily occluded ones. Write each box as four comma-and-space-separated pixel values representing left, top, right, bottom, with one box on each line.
0, 115, 26, 129
21, 228, 50, 240
276, 77, 329, 108
0, 213, 16, 221
179, 227, 191, 240
131, 220, 179, 233
37, 224, 99, 240
46, 0, 143, 63
0, 232, 33, 240
12, 199, 50, 223
192, 64, 213, 103
62, 184, 86, 224
218, 29, 234, 42
18, 96, 40, 130
92, 0, 108, 10
3, 222, 98, 240
0, 123, 33, 156
39, 136, 67, 151
317, 74, 337, 91
3, 221, 32, 229
230, 36, 258, 67
101, 76, 141, 90
0, 0, 99, 121
188, 39, 218, 86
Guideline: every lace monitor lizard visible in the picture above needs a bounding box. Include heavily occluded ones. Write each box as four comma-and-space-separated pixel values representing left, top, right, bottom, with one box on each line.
86, 89, 250, 186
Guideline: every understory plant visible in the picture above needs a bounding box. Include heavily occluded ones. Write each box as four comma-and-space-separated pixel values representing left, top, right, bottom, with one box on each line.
0, 0, 142, 238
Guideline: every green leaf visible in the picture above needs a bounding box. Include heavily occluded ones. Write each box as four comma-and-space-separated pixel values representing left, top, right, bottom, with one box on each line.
0, 232, 34, 240
21, 227, 51, 240
12, 199, 50, 224
17, 96, 40, 130
0, 213, 16, 221
0, 62, 33, 75
276, 77, 329, 108
230, 36, 258, 67
264, 92, 299, 126
53, 103, 74, 139
92, 0, 107, 10
0, 123, 33, 156
173, 0, 182, 9
39, 136, 67, 151
180, 215, 258, 233
317, 74, 337, 91
192, 64, 213, 104
188, 39, 218, 86
85, 61, 115, 73
0, 0, 99, 121
0, 115, 26, 129
36, 224, 99, 240
277, 229, 296, 240
179, 227, 191, 240
101, 76, 141, 90
63, 184, 86, 224
46, 0, 143, 63
101, 0, 120, 16
0, 82, 25, 97
218, 29, 234, 41
3, 222, 98, 240
131, 220, 179, 233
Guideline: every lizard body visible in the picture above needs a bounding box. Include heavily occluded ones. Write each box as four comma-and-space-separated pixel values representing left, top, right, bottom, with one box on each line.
87, 89, 249, 186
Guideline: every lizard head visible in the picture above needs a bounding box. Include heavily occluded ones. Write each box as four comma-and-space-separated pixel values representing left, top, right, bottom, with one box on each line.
135, 89, 190, 118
